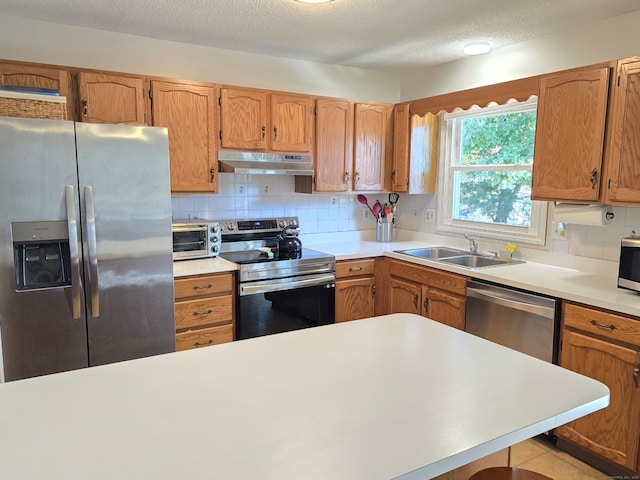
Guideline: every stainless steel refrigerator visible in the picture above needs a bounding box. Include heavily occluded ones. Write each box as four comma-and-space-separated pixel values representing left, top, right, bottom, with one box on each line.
0, 116, 176, 382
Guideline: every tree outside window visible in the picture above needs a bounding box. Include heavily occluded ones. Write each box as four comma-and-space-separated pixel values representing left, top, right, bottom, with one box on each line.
437, 98, 548, 245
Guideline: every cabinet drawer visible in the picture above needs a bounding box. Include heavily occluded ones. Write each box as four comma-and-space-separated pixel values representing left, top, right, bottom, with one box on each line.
427, 269, 467, 296
336, 258, 375, 278
174, 273, 233, 300
175, 295, 233, 330
176, 324, 233, 351
563, 302, 640, 346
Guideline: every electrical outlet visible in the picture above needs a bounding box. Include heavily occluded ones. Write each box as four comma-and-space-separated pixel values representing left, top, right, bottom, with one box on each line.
425, 209, 435, 224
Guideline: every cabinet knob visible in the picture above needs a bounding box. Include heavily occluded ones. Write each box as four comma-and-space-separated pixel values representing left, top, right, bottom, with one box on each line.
634, 364, 640, 388
210, 167, 216, 182
261, 125, 266, 140
274, 126, 278, 141
81, 98, 88, 117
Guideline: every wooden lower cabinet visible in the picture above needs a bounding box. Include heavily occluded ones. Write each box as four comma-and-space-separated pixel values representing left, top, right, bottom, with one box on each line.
174, 272, 235, 351
385, 258, 468, 330
388, 276, 421, 314
335, 258, 376, 322
557, 302, 640, 472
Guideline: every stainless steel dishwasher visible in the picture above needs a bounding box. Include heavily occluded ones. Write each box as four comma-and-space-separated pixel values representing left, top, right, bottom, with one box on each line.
465, 280, 561, 364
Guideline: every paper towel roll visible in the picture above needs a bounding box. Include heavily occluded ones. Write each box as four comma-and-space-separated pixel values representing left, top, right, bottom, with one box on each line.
553, 203, 614, 226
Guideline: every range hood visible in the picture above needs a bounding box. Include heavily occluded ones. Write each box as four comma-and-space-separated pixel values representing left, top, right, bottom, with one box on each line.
218, 151, 313, 176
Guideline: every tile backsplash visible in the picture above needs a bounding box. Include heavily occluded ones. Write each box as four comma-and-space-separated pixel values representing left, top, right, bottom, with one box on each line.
171, 173, 638, 262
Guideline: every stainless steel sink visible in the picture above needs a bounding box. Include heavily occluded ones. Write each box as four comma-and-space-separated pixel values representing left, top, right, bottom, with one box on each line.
437, 254, 509, 268
394, 247, 466, 260
394, 247, 524, 269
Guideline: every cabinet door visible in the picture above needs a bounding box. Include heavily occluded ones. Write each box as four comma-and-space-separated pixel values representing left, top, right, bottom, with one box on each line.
219, 87, 267, 150
392, 104, 410, 192
0, 62, 74, 119
388, 277, 421, 315
424, 288, 465, 330
314, 99, 354, 192
557, 329, 640, 470
335, 277, 375, 323
151, 81, 217, 193
354, 103, 391, 191
531, 66, 610, 201
270, 93, 312, 152
606, 58, 640, 204
77, 72, 145, 125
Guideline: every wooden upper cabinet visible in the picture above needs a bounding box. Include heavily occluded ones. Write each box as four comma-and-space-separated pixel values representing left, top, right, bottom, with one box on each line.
605, 57, 640, 204
0, 62, 74, 119
77, 71, 145, 125
314, 98, 354, 192
150, 80, 217, 193
392, 104, 410, 192
392, 107, 439, 195
219, 87, 267, 150
354, 103, 392, 191
220, 88, 313, 153
270, 93, 313, 152
531, 65, 611, 202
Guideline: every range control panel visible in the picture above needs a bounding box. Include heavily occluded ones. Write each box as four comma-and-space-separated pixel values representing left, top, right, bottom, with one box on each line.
219, 217, 299, 234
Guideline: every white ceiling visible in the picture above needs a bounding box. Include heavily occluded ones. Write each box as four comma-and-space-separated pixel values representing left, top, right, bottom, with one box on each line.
2, 0, 640, 72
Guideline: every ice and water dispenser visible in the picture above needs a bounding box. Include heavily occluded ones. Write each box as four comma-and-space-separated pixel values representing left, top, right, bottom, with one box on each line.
12, 221, 72, 291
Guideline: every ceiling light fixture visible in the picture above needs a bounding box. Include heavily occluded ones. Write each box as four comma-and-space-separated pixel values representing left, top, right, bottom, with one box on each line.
295, 0, 333, 3
463, 42, 491, 56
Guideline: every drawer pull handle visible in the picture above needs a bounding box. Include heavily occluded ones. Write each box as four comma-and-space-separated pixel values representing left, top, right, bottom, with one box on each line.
194, 339, 214, 347
192, 284, 212, 291
590, 319, 617, 331
349, 267, 362, 272
193, 310, 213, 316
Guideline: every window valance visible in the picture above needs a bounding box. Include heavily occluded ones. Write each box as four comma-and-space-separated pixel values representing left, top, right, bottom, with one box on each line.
407, 75, 541, 117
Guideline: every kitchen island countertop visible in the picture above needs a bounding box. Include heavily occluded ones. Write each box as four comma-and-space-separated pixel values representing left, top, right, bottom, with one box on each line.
0, 314, 608, 480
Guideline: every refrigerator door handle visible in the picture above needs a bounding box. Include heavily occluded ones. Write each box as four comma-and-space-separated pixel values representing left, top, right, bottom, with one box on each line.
65, 185, 82, 319
84, 186, 100, 318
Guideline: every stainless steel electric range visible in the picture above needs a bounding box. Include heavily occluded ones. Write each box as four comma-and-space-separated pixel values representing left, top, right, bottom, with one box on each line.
216, 217, 336, 340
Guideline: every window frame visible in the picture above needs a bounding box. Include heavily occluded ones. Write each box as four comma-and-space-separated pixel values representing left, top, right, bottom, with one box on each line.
436, 97, 548, 246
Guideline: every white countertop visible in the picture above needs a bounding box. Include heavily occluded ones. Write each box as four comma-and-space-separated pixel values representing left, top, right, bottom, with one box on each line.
173, 256, 237, 277
303, 237, 640, 318
171, 234, 640, 318
0, 314, 608, 480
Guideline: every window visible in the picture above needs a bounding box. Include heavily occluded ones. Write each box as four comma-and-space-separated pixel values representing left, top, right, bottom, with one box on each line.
436, 97, 547, 245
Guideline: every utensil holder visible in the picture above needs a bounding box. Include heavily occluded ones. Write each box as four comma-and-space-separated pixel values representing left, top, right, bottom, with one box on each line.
376, 221, 393, 242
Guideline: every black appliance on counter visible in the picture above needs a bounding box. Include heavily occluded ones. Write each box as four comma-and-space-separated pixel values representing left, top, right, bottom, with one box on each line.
217, 217, 335, 340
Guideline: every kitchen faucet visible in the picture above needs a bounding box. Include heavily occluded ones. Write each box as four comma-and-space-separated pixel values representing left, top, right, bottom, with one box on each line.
464, 234, 478, 253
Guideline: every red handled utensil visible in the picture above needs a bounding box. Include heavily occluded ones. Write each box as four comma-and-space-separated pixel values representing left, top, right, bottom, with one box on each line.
357, 194, 376, 217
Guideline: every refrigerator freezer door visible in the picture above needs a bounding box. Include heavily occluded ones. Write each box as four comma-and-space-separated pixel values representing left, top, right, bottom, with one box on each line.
0, 117, 89, 381
75, 123, 176, 366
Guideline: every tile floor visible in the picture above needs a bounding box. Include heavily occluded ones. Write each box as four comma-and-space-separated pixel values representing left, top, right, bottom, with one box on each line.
511, 438, 610, 479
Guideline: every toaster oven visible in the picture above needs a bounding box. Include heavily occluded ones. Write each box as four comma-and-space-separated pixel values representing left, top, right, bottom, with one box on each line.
171, 220, 221, 261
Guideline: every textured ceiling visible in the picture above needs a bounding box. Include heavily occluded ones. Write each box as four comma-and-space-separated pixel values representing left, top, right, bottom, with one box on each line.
1, 0, 639, 72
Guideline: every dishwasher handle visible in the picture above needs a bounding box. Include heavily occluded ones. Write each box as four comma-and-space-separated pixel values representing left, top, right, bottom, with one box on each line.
466, 286, 555, 319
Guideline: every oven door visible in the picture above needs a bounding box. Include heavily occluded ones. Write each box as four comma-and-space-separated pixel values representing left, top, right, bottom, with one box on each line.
172, 226, 208, 260
237, 273, 335, 340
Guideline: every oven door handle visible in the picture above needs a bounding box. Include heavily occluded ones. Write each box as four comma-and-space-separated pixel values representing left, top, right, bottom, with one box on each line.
240, 273, 335, 296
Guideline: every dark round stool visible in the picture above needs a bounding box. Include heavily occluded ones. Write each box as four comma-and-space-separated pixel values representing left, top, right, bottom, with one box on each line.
469, 467, 554, 480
